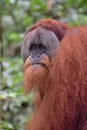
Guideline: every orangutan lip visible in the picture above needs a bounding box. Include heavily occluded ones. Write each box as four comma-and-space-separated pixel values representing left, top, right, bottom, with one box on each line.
30, 63, 48, 69
32, 63, 45, 66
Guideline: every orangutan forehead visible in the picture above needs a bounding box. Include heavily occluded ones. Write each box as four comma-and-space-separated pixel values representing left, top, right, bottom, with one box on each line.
25, 27, 59, 45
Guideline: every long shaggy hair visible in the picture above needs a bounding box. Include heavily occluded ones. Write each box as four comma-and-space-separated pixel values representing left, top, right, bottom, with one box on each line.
24, 19, 87, 130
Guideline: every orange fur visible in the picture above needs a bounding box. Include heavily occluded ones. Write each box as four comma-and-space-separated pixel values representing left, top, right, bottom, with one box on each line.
23, 19, 87, 130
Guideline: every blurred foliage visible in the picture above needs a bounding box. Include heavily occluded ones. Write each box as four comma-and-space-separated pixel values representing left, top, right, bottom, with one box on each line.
0, 0, 87, 130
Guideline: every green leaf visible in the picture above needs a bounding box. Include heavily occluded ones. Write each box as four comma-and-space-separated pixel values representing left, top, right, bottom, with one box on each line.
4, 0, 10, 4
78, 0, 87, 8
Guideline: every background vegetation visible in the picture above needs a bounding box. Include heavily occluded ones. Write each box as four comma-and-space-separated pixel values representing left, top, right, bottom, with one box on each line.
0, 0, 87, 130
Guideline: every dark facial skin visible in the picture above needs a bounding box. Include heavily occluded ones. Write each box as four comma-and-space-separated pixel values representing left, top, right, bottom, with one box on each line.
22, 27, 59, 66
